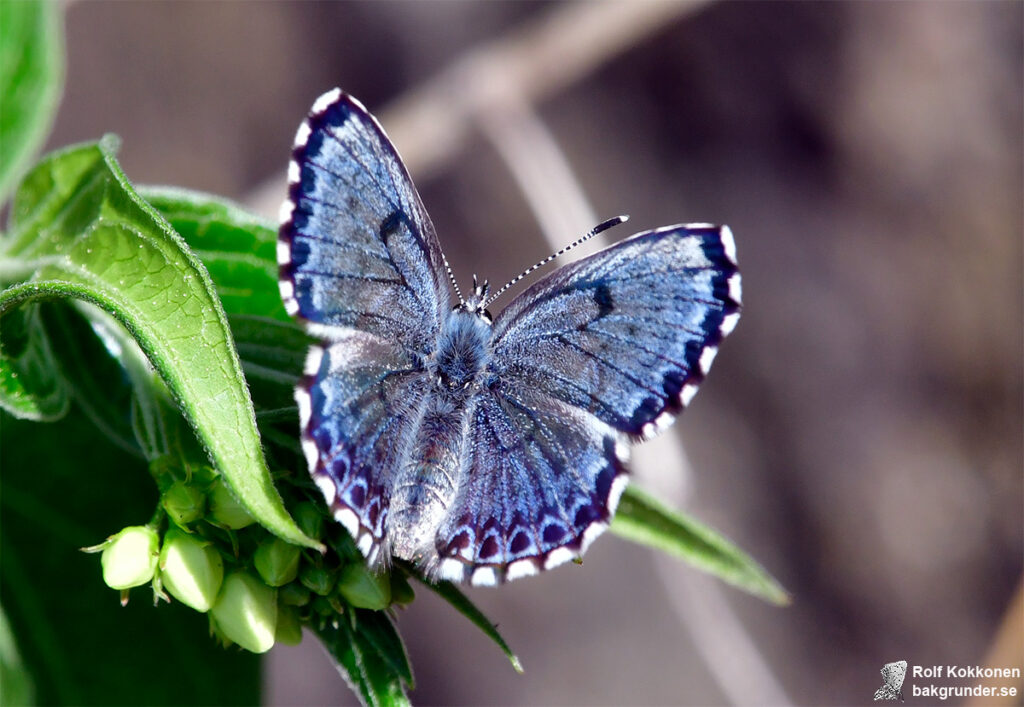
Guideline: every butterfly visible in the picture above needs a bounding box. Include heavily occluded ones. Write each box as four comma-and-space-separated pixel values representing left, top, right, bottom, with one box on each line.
873, 660, 907, 701
277, 88, 741, 585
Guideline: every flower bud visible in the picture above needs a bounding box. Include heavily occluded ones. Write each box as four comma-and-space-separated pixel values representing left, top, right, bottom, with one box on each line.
279, 582, 311, 607
162, 481, 205, 528
254, 537, 300, 587
275, 605, 303, 646
211, 572, 277, 654
299, 564, 336, 596
337, 563, 391, 610
159, 530, 223, 612
208, 479, 254, 529
99, 526, 159, 590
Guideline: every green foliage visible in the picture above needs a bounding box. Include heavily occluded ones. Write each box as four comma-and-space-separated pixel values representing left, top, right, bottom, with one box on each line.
612, 485, 790, 605
314, 611, 414, 707
1, 409, 261, 705
0, 138, 317, 551
416, 576, 524, 674
0, 604, 34, 706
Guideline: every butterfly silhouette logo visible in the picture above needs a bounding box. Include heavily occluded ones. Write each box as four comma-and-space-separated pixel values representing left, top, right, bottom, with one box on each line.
873, 660, 907, 701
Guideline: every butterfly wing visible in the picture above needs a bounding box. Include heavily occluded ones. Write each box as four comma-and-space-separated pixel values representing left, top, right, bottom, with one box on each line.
491, 224, 741, 439
432, 225, 740, 584
278, 89, 448, 346
278, 89, 448, 563
432, 381, 629, 584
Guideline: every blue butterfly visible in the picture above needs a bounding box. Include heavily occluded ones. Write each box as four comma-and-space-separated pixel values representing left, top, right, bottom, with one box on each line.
277, 88, 741, 585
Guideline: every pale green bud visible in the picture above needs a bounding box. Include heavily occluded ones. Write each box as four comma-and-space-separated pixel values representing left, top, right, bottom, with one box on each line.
208, 479, 254, 529
254, 537, 301, 587
159, 530, 223, 612
299, 564, 336, 596
337, 563, 391, 610
211, 572, 277, 654
162, 481, 205, 528
100, 526, 159, 590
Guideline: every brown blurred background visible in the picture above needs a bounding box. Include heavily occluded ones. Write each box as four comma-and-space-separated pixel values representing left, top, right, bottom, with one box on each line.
49, 1, 1022, 705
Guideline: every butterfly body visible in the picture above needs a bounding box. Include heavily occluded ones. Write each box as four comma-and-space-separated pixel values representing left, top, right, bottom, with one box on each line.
279, 88, 741, 585
389, 302, 492, 564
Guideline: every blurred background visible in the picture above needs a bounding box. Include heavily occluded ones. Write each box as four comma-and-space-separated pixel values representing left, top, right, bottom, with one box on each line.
45, 1, 1021, 704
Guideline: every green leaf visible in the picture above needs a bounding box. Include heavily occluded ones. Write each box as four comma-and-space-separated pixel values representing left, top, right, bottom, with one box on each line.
139, 186, 290, 321
0, 602, 34, 706
314, 611, 412, 707
611, 485, 790, 605
0, 138, 320, 551
349, 610, 414, 689
0, 301, 68, 420
37, 301, 139, 453
0, 0, 64, 205
416, 576, 524, 674
141, 187, 312, 438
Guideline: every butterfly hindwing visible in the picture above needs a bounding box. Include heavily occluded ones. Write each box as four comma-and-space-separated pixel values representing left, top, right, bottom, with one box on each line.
279, 89, 448, 563
490, 225, 741, 440
432, 383, 629, 585
300, 334, 431, 564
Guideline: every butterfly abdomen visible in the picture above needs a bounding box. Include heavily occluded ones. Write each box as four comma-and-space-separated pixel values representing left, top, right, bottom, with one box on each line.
388, 406, 462, 563
389, 308, 493, 564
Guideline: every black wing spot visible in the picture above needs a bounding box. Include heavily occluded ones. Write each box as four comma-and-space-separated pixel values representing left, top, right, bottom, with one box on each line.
379, 210, 407, 239
593, 281, 614, 319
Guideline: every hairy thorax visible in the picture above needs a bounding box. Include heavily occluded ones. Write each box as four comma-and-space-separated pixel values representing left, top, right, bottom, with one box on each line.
388, 307, 493, 562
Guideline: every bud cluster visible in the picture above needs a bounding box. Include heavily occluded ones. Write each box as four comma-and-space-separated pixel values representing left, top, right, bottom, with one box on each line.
84, 463, 414, 654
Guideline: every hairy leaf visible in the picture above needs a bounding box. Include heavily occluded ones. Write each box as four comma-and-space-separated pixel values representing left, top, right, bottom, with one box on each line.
315, 611, 412, 707
0, 138, 319, 550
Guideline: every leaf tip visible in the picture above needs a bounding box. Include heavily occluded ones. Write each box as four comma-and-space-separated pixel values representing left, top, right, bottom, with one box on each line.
765, 584, 793, 607
99, 133, 122, 155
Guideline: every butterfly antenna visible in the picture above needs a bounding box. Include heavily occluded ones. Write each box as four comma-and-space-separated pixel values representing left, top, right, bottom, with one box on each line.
484, 215, 629, 308
442, 251, 464, 305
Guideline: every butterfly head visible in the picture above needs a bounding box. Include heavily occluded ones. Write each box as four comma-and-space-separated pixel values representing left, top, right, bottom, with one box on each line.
455, 275, 493, 323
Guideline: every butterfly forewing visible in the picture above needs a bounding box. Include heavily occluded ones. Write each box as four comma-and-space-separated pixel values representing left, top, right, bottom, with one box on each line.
490, 225, 741, 440
279, 89, 449, 563
278, 88, 449, 349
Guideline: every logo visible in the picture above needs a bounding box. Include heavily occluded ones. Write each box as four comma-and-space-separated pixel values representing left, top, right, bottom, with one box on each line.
874, 660, 908, 701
